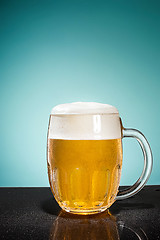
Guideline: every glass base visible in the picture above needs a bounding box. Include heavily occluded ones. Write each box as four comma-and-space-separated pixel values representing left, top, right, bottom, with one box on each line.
61, 206, 110, 215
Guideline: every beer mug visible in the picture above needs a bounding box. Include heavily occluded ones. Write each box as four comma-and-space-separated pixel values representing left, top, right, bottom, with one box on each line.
47, 102, 152, 215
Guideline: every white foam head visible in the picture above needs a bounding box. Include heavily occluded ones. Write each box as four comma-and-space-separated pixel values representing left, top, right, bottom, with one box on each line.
49, 102, 121, 140
51, 102, 119, 115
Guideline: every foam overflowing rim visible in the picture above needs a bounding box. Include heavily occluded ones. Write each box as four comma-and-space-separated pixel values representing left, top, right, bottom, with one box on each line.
51, 102, 119, 115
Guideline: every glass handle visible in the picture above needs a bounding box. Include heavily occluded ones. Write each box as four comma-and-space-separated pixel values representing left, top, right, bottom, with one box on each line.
116, 128, 153, 200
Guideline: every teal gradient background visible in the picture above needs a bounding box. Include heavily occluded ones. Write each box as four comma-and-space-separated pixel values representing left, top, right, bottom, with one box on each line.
0, 0, 159, 186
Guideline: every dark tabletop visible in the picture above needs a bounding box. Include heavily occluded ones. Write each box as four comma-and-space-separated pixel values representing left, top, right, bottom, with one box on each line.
0, 186, 160, 240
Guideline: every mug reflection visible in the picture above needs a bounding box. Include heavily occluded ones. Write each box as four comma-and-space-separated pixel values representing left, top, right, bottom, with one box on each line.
49, 210, 120, 240
118, 221, 148, 240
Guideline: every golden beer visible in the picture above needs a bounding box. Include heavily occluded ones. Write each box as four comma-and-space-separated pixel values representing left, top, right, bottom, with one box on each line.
48, 138, 122, 214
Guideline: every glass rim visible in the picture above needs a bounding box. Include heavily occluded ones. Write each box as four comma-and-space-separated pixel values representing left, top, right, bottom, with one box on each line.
50, 112, 119, 116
